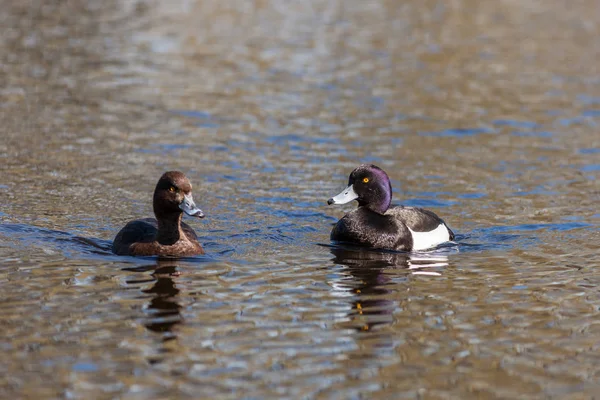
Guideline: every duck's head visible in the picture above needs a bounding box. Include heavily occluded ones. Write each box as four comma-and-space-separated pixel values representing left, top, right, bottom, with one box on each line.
327, 164, 392, 214
153, 171, 204, 219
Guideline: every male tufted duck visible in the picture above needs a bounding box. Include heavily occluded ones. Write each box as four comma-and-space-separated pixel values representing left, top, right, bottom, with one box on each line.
112, 171, 205, 256
327, 164, 454, 251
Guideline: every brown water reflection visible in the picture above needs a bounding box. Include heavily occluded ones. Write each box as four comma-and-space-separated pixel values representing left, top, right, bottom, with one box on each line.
1, 0, 600, 398
124, 261, 183, 341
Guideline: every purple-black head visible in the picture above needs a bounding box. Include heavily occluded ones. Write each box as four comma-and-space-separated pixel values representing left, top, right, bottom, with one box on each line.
153, 171, 205, 219
327, 164, 392, 214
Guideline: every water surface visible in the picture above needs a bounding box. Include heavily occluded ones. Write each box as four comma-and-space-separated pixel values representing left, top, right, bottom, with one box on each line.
1, 0, 599, 398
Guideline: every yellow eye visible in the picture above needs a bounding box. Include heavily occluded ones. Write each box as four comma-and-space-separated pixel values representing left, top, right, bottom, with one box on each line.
362, 177, 369, 183
169, 186, 176, 193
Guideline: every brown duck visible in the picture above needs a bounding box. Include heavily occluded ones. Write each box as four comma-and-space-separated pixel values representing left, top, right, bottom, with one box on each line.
112, 171, 205, 256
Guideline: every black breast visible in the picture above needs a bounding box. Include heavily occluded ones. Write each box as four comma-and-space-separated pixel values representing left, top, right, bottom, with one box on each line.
330, 208, 413, 251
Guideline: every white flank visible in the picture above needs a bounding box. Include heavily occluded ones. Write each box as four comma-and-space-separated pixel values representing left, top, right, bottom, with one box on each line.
407, 224, 450, 251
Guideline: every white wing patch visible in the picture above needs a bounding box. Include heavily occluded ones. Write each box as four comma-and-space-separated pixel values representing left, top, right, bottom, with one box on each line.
407, 224, 450, 251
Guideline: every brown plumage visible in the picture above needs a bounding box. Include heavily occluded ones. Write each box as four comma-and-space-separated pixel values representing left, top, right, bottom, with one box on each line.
112, 171, 205, 256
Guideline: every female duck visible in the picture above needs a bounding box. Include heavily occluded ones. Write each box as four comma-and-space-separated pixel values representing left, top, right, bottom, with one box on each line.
327, 164, 454, 251
112, 171, 205, 256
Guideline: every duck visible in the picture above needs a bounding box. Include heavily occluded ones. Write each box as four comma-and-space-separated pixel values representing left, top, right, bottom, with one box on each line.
112, 171, 205, 256
327, 164, 454, 251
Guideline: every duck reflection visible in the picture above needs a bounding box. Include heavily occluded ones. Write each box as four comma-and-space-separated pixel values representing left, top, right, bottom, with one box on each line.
143, 264, 182, 340
329, 246, 450, 332
123, 259, 182, 341
329, 247, 407, 332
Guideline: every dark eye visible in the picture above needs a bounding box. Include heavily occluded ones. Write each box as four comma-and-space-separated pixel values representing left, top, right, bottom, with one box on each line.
168, 186, 176, 193
362, 177, 369, 183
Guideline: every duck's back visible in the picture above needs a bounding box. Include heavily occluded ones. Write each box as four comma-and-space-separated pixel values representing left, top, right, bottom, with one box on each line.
386, 206, 453, 236
112, 218, 158, 255
386, 206, 454, 250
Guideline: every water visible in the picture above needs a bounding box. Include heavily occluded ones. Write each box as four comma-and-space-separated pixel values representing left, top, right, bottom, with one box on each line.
1, 0, 599, 398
